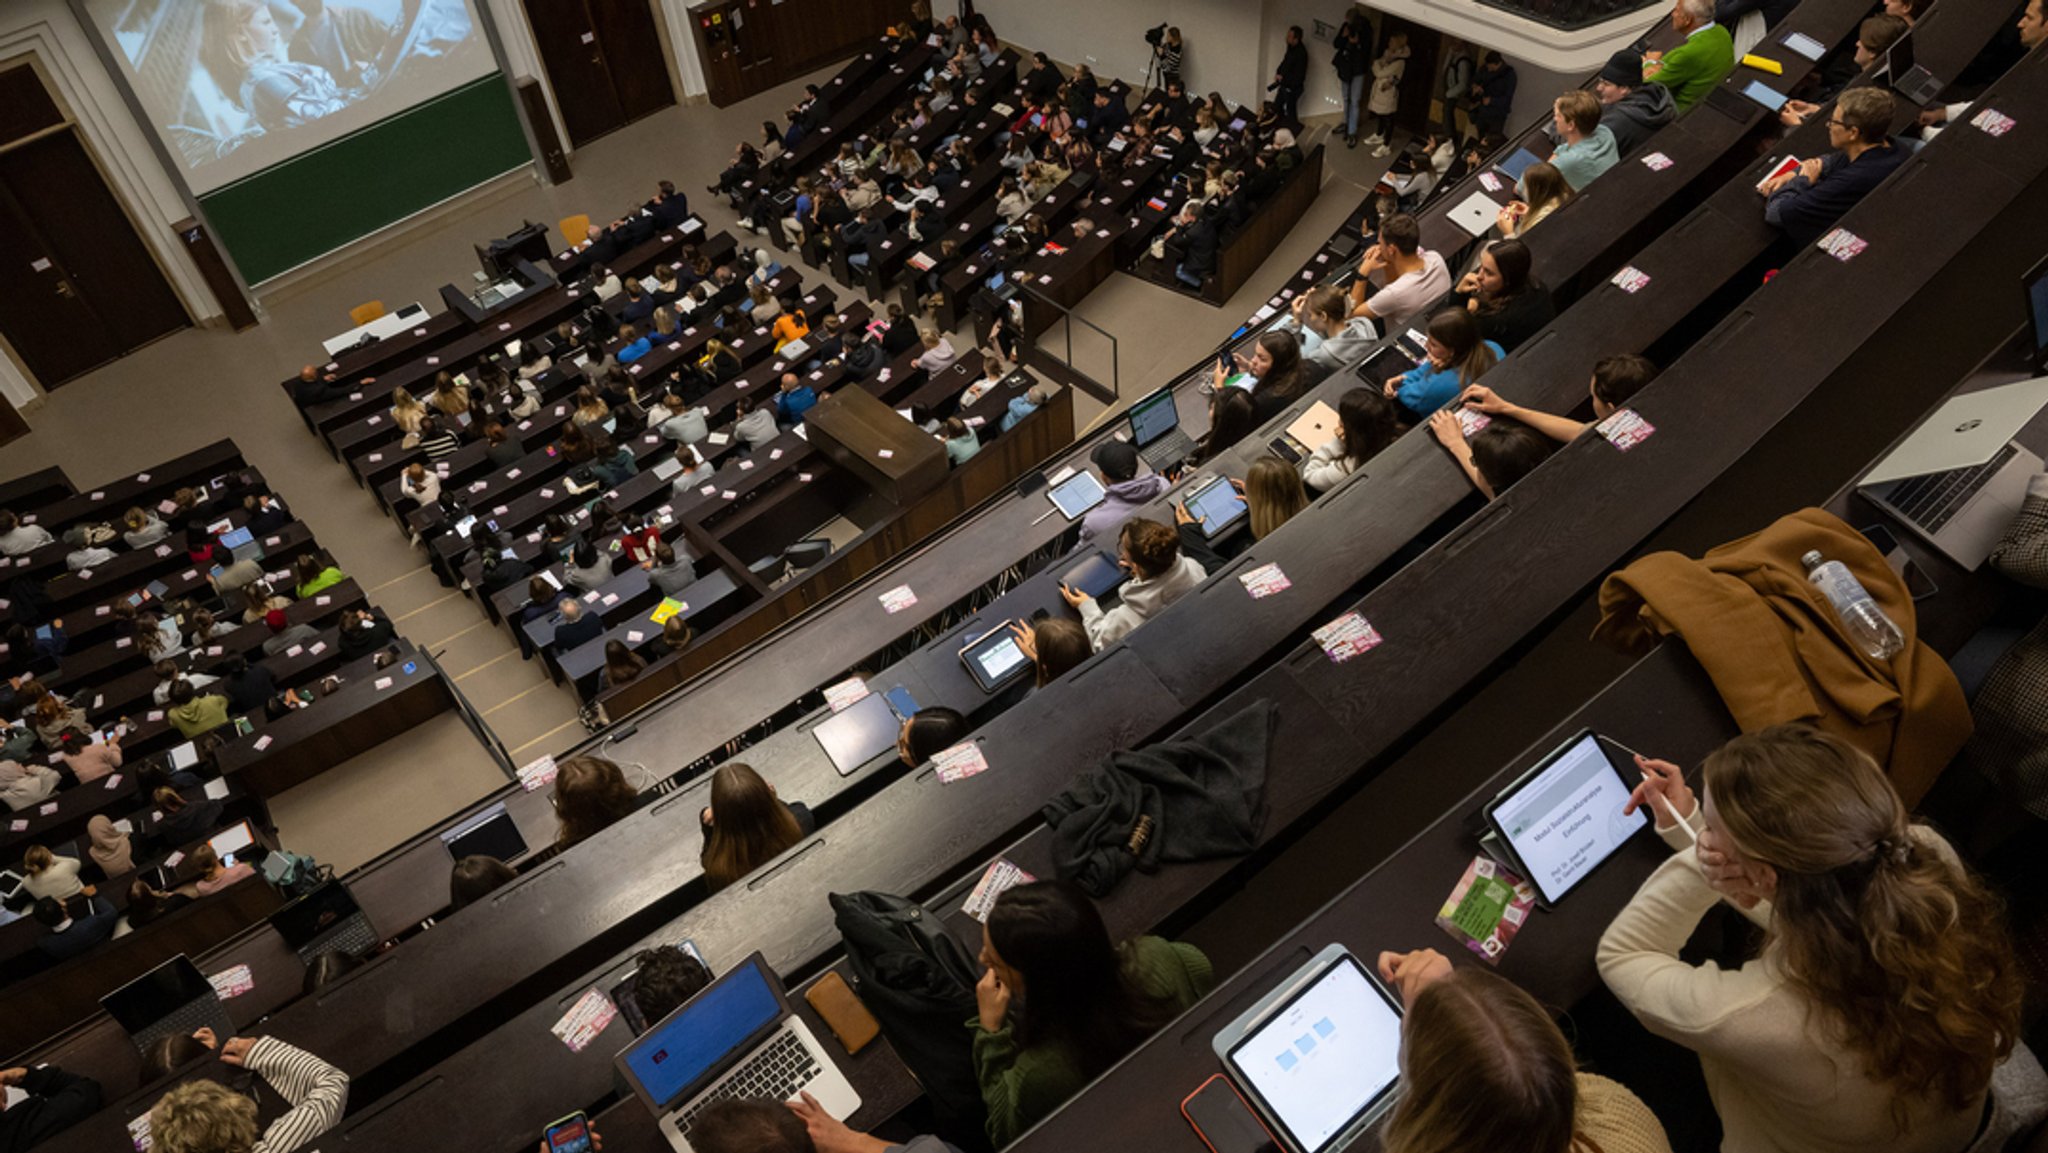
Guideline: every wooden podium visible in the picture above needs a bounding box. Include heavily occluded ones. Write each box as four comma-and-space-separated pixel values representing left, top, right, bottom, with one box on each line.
804, 387, 948, 505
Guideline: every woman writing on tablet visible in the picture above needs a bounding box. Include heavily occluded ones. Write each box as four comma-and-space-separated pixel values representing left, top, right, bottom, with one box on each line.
1598, 725, 2025, 1153
1374, 950, 1672, 1153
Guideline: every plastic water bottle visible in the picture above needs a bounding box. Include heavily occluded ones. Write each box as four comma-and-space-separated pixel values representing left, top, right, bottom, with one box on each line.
1803, 550, 1905, 660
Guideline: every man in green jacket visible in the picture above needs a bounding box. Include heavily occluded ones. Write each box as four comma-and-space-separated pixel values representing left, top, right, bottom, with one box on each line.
1643, 0, 1735, 112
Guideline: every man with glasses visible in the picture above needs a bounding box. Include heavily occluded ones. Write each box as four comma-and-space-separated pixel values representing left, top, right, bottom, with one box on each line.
1760, 86, 1905, 246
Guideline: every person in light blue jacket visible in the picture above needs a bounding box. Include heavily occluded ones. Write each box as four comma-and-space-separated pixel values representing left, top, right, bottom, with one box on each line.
1384, 309, 1502, 420
1001, 385, 1054, 432
1547, 90, 1619, 192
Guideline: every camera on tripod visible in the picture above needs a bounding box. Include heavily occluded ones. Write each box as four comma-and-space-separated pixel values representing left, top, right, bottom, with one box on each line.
1144, 22, 1167, 47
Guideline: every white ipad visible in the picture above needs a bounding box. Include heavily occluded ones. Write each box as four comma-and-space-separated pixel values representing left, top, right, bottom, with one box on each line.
1213, 945, 1404, 1153
1047, 470, 1107, 520
1482, 729, 1649, 907
1782, 31, 1826, 61
1446, 190, 1501, 238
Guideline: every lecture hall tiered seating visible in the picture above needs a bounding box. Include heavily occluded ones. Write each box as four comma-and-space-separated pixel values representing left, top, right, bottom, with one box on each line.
7, 2, 2048, 1153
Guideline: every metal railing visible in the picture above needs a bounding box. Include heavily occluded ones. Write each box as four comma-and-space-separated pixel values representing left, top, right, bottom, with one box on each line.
1015, 283, 1121, 405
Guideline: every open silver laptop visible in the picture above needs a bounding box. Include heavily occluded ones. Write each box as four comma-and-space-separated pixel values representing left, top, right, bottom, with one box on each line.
1858, 375, 2048, 569
615, 952, 860, 1152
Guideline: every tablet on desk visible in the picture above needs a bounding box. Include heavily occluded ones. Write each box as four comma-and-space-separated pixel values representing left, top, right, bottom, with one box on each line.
960, 621, 1034, 694
1494, 147, 1543, 183
1184, 476, 1248, 540
1482, 728, 1650, 908
1047, 470, 1107, 521
813, 691, 900, 776
208, 820, 257, 868
1212, 944, 1404, 1153
1058, 550, 1126, 600
1738, 78, 1788, 112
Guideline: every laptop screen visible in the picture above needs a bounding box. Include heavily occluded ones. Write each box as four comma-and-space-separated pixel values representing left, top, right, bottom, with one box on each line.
1186, 477, 1249, 538
623, 955, 782, 1110
1486, 730, 1647, 904
812, 691, 900, 774
101, 955, 216, 1035
218, 527, 254, 551
1224, 953, 1403, 1153
440, 803, 529, 863
1127, 388, 1180, 448
208, 821, 256, 866
1496, 147, 1543, 182
270, 881, 362, 950
2027, 258, 2048, 369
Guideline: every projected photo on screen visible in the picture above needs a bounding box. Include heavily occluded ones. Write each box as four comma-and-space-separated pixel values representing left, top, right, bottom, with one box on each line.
87, 0, 496, 193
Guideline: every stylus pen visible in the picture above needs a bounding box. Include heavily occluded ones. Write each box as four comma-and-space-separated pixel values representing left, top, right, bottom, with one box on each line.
1647, 786, 1699, 845
1031, 507, 1059, 525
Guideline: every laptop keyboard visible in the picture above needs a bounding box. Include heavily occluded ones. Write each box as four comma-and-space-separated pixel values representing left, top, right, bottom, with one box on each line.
299, 915, 378, 965
1141, 428, 1196, 470
137, 999, 230, 1049
1884, 444, 2017, 533
676, 1030, 819, 1138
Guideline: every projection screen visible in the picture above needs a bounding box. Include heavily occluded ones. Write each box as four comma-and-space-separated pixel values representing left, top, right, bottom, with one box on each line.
82, 0, 497, 194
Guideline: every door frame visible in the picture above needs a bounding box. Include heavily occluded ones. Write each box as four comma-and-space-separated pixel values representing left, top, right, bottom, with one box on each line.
0, 55, 191, 399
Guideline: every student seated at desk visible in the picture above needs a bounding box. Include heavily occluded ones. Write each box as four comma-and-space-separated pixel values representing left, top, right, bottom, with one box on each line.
261, 609, 318, 657
478, 548, 535, 600
152, 784, 224, 848
563, 542, 614, 594
1761, 88, 1907, 248
0, 510, 52, 557
644, 542, 697, 600
122, 507, 171, 550
649, 390, 711, 445
0, 1062, 102, 1151
1457, 352, 1659, 446
600, 641, 646, 689
897, 707, 968, 769
152, 662, 213, 707
188, 608, 237, 646
449, 855, 517, 911
3, 620, 64, 678
1497, 163, 1574, 240
1006, 618, 1093, 691
1600, 726, 2027, 1153
293, 554, 347, 600
1385, 309, 1503, 420
126, 878, 194, 930
28, 690, 86, 752
734, 396, 781, 451
166, 680, 230, 739
1370, 952, 1673, 1153
700, 762, 814, 891
187, 843, 254, 896
336, 608, 395, 662
662, 616, 694, 655
1428, 410, 1559, 500
397, 462, 440, 512
1777, 17, 1907, 129
21, 844, 88, 903
551, 756, 637, 850
1347, 213, 1451, 332
1211, 330, 1306, 425
973, 881, 1214, 1147
941, 419, 981, 465
430, 372, 471, 420
631, 944, 713, 1024
32, 893, 116, 962
1080, 442, 1170, 542
1548, 90, 1619, 192
147, 1035, 348, 1153
213, 655, 275, 717
1065, 518, 1207, 651
916, 330, 961, 375
1450, 240, 1555, 354
85, 815, 133, 880
550, 599, 605, 656
776, 373, 819, 426
54, 727, 122, 786
1302, 387, 1404, 493
483, 421, 524, 467
1274, 287, 1380, 381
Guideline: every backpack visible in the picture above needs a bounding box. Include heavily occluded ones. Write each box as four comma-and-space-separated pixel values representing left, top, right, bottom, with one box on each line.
260, 849, 332, 899
831, 891, 991, 1152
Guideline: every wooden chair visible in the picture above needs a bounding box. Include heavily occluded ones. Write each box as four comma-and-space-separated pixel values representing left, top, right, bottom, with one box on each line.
348, 301, 386, 326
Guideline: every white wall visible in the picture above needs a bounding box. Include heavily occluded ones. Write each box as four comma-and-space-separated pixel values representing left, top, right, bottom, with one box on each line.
0, 0, 223, 405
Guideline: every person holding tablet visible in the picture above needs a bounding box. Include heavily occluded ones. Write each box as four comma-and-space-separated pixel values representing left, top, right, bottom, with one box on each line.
974, 881, 1213, 1147
1598, 725, 2025, 1153
1063, 519, 1207, 651
1371, 953, 1672, 1153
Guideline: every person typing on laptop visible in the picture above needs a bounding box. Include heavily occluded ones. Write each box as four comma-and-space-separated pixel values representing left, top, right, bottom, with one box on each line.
1366, 953, 1673, 1153
148, 1035, 347, 1153
1063, 519, 1207, 651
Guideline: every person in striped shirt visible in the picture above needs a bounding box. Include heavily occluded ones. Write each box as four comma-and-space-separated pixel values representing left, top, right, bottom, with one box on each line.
148, 1036, 347, 1153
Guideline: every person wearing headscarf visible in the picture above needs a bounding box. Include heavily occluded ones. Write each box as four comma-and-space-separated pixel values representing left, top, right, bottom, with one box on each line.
86, 815, 134, 878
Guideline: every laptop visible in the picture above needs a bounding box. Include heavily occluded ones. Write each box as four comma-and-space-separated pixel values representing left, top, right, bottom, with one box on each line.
1445, 190, 1501, 238
2029, 254, 2048, 374
438, 802, 530, 863
616, 952, 860, 1153
101, 955, 234, 1053
1057, 549, 1128, 600
1127, 386, 1197, 472
1857, 376, 2048, 569
1494, 147, 1543, 183
1211, 944, 1404, 1153
207, 820, 258, 868
217, 527, 262, 563
812, 691, 900, 775
1046, 470, 1107, 521
1480, 729, 1650, 909
1184, 476, 1249, 540
1883, 33, 1944, 106
269, 880, 380, 965
1271, 401, 1341, 464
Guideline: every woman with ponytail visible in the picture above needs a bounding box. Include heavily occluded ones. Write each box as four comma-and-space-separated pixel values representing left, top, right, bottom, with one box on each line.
1599, 724, 2024, 1152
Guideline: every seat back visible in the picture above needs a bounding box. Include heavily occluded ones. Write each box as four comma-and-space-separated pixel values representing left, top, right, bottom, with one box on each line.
348, 301, 386, 327
558, 214, 592, 249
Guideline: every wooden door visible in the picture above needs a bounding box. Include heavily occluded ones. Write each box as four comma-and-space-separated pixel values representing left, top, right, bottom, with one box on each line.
0, 131, 187, 390
725, 0, 777, 98
695, 4, 744, 107
588, 0, 675, 124
523, 0, 628, 147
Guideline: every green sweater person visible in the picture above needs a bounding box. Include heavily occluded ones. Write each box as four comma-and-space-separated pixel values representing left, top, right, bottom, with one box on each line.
971, 882, 1216, 1147
1642, 0, 1735, 112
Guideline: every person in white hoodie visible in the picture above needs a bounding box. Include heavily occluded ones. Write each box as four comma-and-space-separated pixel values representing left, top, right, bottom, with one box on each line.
1063, 518, 1206, 651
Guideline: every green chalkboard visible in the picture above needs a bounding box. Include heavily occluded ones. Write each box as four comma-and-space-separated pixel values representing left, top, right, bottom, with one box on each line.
199, 75, 532, 284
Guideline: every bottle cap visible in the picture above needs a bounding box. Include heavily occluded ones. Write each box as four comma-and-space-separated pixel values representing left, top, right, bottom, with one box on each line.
1800, 550, 1823, 569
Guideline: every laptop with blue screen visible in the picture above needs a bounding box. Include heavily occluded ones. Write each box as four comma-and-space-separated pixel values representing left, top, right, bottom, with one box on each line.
615, 952, 860, 1152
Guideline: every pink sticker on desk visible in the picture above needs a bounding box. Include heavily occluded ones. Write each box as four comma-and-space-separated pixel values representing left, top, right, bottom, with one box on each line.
1479, 171, 1504, 192
95, 605, 110, 617
739, 460, 755, 471
374, 676, 394, 690
880, 584, 918, 614
367, 416, 383, 426
137, 471, 152, 482
285, 645, 304, 658
207, 645, 224, 657
184, 569, 199, 581
155, 544, 172, 558
1595, 408, 1656, 451
1313, 612, 1383, 663
1240, 563, 1291, 599
315, 595, 332, 606
209, 964, 255, 999
721, 489, 738, 500
1640, 151, 1675, 171
350, 392, 364, 401
164, 850, 185, 868
105, 774, 122, 790
148, 710, 163, 722
252, 734, 273, 751
626, 630, 645, 644
90, 491, 104, 501
551, 988, 619, 1053
932, 741, 989, 783
369, 453, 384, 463
10, 820, 24, 832
38, 802, 57, 815
76, 569, 92, 580
427, 357, 440, 366
499, 322, 512, 332
1972, 108, 2016, 136
115, 637, 131, 649
1610, 266, 1651, 294
1817, 227, 1867, 262
413, 328, 427, 337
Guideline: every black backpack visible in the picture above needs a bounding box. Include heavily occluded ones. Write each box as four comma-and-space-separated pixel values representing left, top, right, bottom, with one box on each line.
830, 891, 992, 1152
